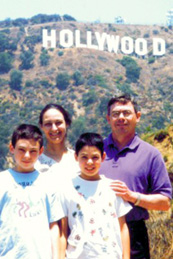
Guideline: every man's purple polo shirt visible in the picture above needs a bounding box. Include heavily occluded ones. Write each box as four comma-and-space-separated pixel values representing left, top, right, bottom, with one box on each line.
100, 134, 172, 222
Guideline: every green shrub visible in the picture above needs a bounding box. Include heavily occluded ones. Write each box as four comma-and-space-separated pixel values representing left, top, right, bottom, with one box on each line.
72, 70, 84, 86
56, 72, 70, 90
0, 52, 13, 73
20, 50, 34, 70
9, 70, 23, 91
117, 56, 141, 83
58, 51, 64, 56
40, 49, 50, 66
148, 57, 155, 64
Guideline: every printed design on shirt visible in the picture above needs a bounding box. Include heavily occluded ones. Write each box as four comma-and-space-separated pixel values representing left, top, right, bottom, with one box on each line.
18, 181, 33, 187
73, 181, 118, 253
75, 185, 86, 199
17, 201, 30, 217
74, 234, 81, 241
16, 198, 42, 218
72, 203, 84, 219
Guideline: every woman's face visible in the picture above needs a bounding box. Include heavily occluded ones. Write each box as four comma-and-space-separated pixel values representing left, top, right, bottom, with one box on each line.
41, 108, 67, 145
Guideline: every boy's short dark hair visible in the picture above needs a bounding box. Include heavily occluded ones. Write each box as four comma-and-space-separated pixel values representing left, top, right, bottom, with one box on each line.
75, 132, 104, 156
11, 124, 43, 148
39, 103, 72, 127
107, 94, 138, 115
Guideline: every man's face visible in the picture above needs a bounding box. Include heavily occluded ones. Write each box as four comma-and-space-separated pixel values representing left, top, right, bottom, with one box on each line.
10, 139, 43, 173
106, 101, 141, 138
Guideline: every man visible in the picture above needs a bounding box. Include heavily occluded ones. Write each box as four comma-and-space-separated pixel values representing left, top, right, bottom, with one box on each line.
99, 94, 172, 259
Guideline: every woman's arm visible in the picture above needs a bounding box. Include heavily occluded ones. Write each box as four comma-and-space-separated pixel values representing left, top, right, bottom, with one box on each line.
118, 216, 130, 259
58, 217, 68, 259
50, 221, 60, 259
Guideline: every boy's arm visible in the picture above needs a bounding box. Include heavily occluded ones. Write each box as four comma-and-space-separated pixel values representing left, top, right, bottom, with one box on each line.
58, 217, 68, 259
50, 221, 60, 259
118, 216, 130, 259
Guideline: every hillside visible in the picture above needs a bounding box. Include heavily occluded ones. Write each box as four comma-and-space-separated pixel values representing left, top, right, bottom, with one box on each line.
0, 19, 173, 170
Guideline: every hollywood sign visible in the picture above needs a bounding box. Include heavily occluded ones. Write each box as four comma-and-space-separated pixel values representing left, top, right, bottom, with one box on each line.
42, 29, 166, 56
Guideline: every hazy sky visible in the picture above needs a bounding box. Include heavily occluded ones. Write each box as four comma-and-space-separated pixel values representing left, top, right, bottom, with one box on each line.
0, 0, 172, 24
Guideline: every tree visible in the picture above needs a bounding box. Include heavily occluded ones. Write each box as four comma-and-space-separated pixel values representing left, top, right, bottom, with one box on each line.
117, 56, 141, 83
68, 116, 87, 147
0, 52, 12, 73
19, 50, 34, 70
9, 70, 23, 91
39, 49, 50, 66
82, 90, 98, 106
72, 70, 84, 86
56, 72, 70, 90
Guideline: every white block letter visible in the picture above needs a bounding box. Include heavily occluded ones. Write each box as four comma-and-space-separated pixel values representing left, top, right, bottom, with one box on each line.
153, 38, 166, 56
75, 30, 87, 48
121, 37, 133, 54
60, 29, 73, 48
135, 38, 148, 55
42, 29, 56, 48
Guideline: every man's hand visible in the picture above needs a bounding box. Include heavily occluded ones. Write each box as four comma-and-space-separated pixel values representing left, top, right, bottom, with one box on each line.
110, 180, 171, 211
110, 180, 137, 203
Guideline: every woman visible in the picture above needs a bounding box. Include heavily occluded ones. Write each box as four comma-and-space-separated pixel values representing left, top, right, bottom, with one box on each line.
35, 103, 79, 178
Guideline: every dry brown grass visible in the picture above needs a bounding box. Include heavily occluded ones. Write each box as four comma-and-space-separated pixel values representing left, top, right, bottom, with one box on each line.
146, 203, 173, 259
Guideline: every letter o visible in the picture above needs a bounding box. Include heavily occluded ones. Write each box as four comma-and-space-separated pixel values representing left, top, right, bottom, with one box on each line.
60, 29, 73, 48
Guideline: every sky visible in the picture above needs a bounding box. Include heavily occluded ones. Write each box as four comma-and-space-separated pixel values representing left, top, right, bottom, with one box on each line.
0, 0, 173, 25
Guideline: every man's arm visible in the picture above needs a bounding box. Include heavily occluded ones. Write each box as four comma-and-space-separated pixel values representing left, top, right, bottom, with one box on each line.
110, 180, 171, 211
118, 216, 130, 259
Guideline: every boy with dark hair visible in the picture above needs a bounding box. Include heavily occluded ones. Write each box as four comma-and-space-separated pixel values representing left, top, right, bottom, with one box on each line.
60, 132, 131, 259
0, 124, 65, 258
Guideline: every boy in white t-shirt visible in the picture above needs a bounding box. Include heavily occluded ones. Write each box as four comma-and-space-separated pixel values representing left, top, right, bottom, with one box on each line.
60, 132, 131, 259
0, 124, 65, 259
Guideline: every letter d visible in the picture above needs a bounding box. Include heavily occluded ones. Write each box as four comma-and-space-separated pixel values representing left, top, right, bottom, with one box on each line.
153, 38, 165, 56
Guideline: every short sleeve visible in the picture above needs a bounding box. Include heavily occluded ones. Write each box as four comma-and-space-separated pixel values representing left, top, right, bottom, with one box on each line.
46, 189, 65, 223
148, 153, 172, 199
115, 195, 132, 218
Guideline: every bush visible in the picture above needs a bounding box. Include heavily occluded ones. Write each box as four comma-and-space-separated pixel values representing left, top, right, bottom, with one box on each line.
40, 49, 50, 66
56, 72, 70, 90
9, 70, 23, 91
82, 90, 98, 106
0, 52, 13, 73
72, 70, 84, 86
20, 50, 34, 70
116, 83, 137, 96
153, 30, 159, 35
58, 51, 64, 56
148, 57, 155, 64
117, 56, 141, 83
154, 130, 169, 142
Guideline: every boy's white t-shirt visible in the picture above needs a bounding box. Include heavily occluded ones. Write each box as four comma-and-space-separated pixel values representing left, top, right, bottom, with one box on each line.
0, 168, 65, 259
61, 175, 132, 259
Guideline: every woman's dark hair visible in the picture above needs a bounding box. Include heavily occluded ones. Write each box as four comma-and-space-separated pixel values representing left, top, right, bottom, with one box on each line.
39, 103, 72, 126
75, 132, 104, 156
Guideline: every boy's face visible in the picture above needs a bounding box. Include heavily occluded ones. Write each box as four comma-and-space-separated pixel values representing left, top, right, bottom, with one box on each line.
75, 145, 106, 181
10, 139, 43, 173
